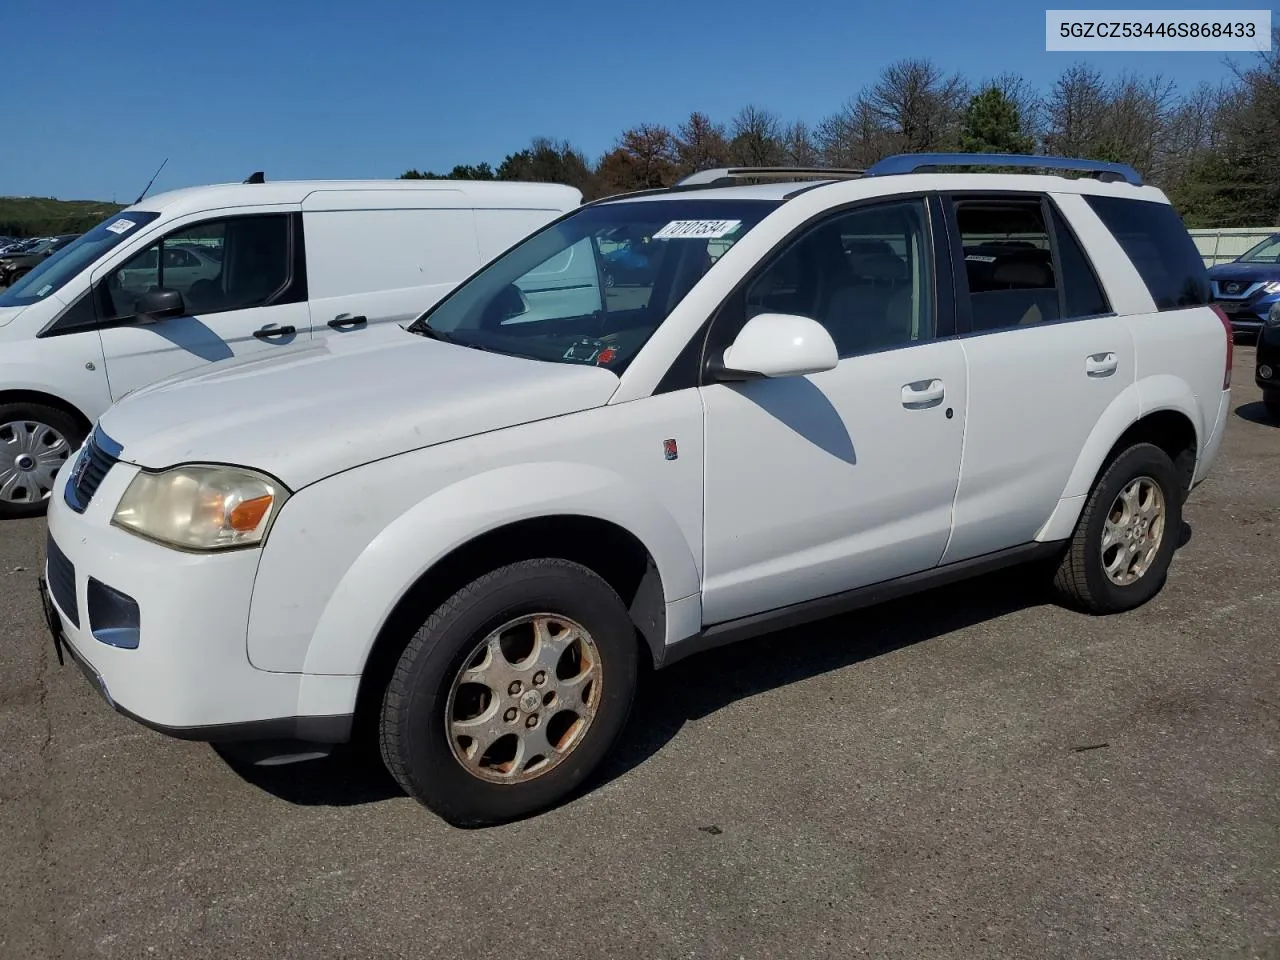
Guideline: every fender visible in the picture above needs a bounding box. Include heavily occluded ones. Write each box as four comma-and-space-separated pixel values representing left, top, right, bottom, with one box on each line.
299, 460, 701, 677
0, 354, 110, 428
1036, 375, 1201, 542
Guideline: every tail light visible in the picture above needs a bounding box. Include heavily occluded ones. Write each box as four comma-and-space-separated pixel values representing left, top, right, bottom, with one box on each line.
1210, 304, 1232, 389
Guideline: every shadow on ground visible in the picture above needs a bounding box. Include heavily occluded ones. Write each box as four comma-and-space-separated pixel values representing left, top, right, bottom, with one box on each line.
1235, 401, 1277, 426
220, 561, 1066, 811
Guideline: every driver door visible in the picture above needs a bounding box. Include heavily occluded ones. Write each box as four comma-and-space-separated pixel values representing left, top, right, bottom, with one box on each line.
91, 212, 312, 402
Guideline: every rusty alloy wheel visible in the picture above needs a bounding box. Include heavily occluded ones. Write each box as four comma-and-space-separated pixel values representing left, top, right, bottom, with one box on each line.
445, 613, 602, 783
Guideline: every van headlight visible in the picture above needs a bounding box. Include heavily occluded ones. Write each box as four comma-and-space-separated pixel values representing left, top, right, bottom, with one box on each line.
112, 465, 289, 551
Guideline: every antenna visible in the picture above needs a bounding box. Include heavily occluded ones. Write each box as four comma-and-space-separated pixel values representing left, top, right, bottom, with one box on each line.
243, 171, 265, 184
134, 158, 169, 205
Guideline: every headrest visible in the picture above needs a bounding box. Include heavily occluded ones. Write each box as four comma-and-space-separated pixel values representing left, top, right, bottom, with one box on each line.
860, 252, 907, 282
993, 260, 1051, 288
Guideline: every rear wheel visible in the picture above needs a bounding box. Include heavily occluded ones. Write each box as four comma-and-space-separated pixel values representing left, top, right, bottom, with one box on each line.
378, 558, 639, 827
1051, 442, 1182, 614
0, 403, 84, 519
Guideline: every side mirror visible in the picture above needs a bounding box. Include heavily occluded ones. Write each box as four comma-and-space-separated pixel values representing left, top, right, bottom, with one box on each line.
716, 313, 839, 381
134, 287, 186, 323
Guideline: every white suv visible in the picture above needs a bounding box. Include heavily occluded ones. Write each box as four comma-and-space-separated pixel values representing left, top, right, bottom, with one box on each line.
40, 154, 1233, 826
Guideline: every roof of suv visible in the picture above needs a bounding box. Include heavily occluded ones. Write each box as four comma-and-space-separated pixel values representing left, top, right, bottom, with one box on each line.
599, 172, 1169, 206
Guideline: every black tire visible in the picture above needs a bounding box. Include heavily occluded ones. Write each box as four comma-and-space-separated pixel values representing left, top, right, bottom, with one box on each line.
1051, 442, 1183, 615
0, 402, 85, 520
379, 558, 639, 827
1263, 390, 1280, 422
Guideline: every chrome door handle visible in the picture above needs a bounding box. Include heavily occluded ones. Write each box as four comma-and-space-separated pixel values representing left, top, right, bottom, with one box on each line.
902, 378, 945, 409
1086, 352, 1119, 377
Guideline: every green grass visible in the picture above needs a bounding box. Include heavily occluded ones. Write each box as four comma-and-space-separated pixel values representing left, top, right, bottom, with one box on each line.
0, 196, 123, 238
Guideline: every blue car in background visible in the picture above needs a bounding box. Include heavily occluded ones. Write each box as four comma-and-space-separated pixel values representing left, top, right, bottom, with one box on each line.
1207, 233, 1280, 338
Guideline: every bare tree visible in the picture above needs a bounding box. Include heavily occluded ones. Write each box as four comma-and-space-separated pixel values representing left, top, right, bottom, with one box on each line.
675, 112, 729, 173
782, 120, 820, 166
728, 105, 786, 166
1042, 63, 1110, 157
816, 95, 893, 167
867, 59, 968, 152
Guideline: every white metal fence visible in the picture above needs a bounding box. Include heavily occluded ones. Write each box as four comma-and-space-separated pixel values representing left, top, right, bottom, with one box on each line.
1188, 227, 1276, 266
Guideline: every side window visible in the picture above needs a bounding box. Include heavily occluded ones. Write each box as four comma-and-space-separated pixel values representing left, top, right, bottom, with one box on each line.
1047, 202, 1110, 319
744, 199, 935, 358
102, 215, 290, 320
955, 200, 1060, 331
1082, 194, 1210, 310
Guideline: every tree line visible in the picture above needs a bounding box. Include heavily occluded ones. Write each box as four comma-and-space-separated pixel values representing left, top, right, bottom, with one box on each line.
402, 37, 1280, 228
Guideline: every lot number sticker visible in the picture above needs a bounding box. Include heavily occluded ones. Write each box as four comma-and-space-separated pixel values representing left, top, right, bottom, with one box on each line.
104, 219, 137, 235
652, 219, 742, 240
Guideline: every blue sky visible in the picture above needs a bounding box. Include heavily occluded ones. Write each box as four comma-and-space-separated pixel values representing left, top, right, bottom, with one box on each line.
0, 0, 1261, 201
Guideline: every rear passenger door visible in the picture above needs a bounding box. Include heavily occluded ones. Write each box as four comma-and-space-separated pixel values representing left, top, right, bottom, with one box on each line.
940, 192, 1135, 564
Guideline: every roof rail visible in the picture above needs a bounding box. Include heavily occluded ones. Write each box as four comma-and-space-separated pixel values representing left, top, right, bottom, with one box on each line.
863, 153, 1143, 186
675, 166, 865, 188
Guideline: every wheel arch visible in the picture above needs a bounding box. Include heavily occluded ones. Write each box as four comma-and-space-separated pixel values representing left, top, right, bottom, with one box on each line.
0, 388, 92, 434
347, 513, 669, 741
1037, 383, 1199, 542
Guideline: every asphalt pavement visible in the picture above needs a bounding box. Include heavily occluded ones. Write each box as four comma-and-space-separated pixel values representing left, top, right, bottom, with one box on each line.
1, 347, 1276, 960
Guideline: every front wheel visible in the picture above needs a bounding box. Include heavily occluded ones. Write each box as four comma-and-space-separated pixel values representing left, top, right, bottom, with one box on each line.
1050, 442, 1183, 614
0, 403, 84, 519
379, 558, 639, 827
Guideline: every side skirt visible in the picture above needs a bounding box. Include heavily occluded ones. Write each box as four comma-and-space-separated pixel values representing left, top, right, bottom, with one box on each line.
659, 540, 1065, 668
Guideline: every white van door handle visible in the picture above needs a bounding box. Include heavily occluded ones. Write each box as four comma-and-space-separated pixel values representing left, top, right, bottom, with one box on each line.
901, 379, 945, 409
1086, 352, 1119, 378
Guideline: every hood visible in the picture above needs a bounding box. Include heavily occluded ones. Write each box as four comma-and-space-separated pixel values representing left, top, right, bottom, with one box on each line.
1207, 261, 1280, 283
98, 325, 621, 488
0, 304, 27, 328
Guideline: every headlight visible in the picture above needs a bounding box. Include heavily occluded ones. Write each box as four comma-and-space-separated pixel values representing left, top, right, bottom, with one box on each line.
1265, 281, 1280, 294
112, 465, 289, 551
1268, 302, 1280, 326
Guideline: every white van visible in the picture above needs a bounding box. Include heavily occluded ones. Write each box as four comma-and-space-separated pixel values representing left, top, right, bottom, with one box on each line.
0, 178, 581, 517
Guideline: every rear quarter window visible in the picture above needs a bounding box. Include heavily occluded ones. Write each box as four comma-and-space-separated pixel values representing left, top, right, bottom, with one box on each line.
1083, 195, 1209, 311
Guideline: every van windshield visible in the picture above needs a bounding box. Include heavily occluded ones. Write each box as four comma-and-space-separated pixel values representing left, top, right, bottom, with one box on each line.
0, 211, 160, 307
408, 198, 779, 372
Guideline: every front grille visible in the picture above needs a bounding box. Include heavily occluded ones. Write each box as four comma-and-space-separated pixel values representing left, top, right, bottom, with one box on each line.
46, 533, 78, 628
64, 430, 119, 513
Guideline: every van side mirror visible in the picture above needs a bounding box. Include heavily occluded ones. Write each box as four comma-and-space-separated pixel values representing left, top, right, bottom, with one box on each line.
714, 313, 839, 381
134, 288, 187, 323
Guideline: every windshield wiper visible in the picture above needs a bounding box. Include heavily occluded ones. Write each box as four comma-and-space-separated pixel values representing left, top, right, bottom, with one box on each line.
411, 322, 496, 353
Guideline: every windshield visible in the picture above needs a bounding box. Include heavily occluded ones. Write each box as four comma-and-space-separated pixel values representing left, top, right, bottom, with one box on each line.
0, 211, 159, 307
1238, 234, 1280, 263
408, 198, 780, 372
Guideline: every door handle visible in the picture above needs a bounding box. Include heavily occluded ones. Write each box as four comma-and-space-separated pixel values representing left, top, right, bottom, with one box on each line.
329, 314, 367, 330
253, 324, 296, 340
901, 378, 945, 409
1086, 352, 1119, 377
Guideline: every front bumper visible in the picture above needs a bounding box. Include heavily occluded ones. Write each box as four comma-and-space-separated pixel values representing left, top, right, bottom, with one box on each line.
1212, 291, 1279, 333
42, 461, 355, 743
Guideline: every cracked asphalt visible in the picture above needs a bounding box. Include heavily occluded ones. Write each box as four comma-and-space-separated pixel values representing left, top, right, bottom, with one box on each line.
1, 347, 1276, 960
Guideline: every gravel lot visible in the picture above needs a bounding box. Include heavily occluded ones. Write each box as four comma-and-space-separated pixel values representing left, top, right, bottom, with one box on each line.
1, 347, 1276, 960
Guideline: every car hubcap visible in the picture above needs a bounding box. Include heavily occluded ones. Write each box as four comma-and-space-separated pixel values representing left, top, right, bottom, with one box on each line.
445, 613, 601, 784
0, 420, 71, 505
1101, 476, 1166, 586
